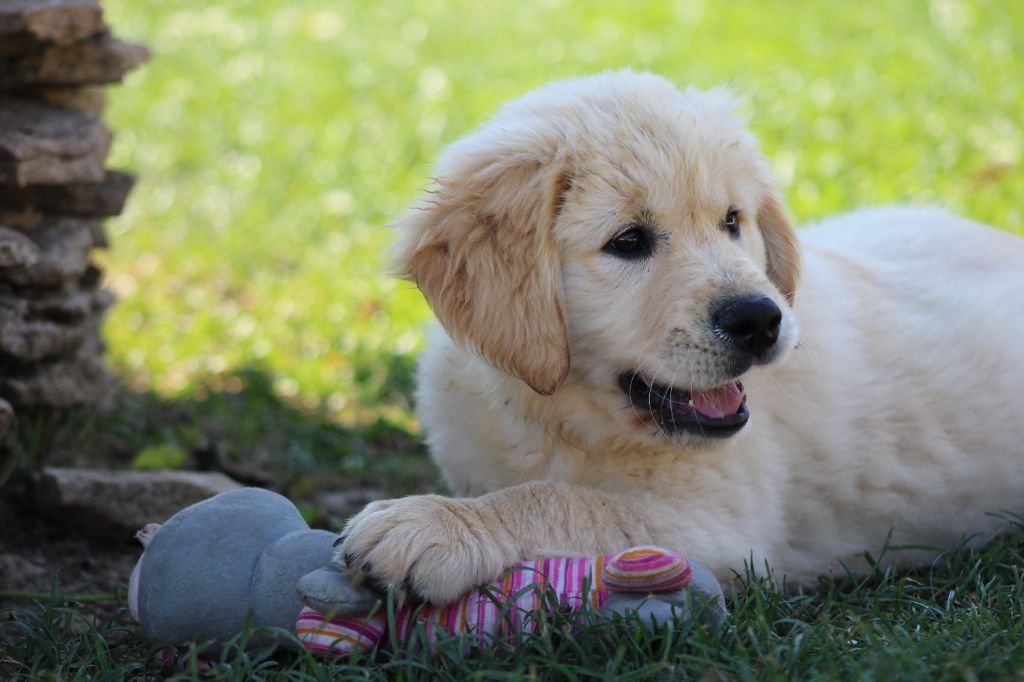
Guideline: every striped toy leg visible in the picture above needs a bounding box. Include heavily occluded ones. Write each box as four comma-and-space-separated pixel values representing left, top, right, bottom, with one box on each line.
296, 607, 387, 656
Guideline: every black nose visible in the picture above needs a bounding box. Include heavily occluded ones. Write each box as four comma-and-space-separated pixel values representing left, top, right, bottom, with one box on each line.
711, 295, 783, 360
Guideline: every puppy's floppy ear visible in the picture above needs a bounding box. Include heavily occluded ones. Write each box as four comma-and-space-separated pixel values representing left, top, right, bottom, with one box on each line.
396, 155, 572, 396
757, 191, 801, 303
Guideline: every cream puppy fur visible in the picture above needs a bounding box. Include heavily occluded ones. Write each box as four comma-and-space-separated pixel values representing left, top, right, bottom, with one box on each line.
336, 70, 1024, 605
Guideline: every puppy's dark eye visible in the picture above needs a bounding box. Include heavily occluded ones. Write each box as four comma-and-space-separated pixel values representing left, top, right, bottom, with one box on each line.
604, 227, 652, 259
723, 208, 740, 239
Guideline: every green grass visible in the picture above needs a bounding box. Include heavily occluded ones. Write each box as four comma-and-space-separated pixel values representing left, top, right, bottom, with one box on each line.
5, 527, 1024, 680
2, 0, 1024, 678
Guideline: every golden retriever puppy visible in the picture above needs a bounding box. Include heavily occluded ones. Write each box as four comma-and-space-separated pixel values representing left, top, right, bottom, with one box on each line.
336, 70, 1024, 604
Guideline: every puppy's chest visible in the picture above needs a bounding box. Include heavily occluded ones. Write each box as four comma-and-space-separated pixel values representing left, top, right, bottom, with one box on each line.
567, 442, 715, 490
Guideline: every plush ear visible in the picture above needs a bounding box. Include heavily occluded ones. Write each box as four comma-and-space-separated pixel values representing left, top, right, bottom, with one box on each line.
396, 156, 572, 396
757, 192, 801, 303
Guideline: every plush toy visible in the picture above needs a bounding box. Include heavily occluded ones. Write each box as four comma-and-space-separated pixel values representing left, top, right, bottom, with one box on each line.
129, 487, 726, 657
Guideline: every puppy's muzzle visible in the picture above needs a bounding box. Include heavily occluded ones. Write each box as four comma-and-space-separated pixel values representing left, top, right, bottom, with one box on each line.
711, 295, 783, 362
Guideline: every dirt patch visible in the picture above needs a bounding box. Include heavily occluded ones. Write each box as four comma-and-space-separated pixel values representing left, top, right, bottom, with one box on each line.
0, 494, 138, 618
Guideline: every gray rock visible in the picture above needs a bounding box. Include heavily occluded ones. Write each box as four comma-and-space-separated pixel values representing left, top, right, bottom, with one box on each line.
314, 488, 385, 519
0, 397, 13, 440
34, 467, 244, 540
0, 1, 105, 57
0, 225, 39, 267
0, 170, 134, 217
0, 300, 107, 361
0, 209, 46, 231
0, 332, 112, 407
0, 296, 26, 335
0, 280, 114, 320
22, 85, 106, 114
0, 34, 150, 88
0, 97, 111, 186
1, 216, 98, 286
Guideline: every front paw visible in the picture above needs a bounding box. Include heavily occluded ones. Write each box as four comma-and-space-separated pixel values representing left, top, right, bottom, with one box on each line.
334, 495, 519, 605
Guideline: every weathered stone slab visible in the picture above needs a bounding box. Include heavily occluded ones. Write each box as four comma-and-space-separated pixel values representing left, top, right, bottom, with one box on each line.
0, 170, 134, 216
0, 397, 12, 441
0, 209, 44, 230
0, 97, 110, 186
0, 280, 113, 320
0, 35, 149, 88
0, 212, 111, 248
0, 311, 97, 362
22, 85, 106, 114
0, 225, 40, 267
314, 488, 385, 520
1, 217, 98, 286
0, 284, 111, 361
0, 334, 111, 407
0, 1, 105, 57
34, 467, 244, 539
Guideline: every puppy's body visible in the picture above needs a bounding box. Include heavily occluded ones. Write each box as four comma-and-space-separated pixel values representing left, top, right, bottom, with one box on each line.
338, 71, 1024, 601
418, 207, 1024, 584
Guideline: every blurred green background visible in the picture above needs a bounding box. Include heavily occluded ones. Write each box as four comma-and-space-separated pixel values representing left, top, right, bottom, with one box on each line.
92, 0, 1021, 491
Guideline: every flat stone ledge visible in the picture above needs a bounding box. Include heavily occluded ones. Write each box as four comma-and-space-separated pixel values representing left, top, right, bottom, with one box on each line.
0, 1, 106, 57
34, 467, 245, 540
0, 169, 134, 217
0, 397, 13, 440
0, 225, 40, 267
0, 35, 149, 88
0, 97, 110, 186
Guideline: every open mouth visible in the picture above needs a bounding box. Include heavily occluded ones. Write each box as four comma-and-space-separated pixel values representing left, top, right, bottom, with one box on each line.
618, 371, 749, 438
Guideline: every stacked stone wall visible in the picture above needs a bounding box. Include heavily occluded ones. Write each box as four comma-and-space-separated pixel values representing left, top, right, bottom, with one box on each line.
0, 0, 147, 436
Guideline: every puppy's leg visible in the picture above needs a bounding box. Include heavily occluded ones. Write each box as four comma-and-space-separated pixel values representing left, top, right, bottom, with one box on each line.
335, 481, 679, 605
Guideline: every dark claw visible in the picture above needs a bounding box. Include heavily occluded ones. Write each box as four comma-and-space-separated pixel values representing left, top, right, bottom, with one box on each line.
343, 551, 356, 568
333, 534, 346, 547
361, 561, 372, 573
367, 575, 391, 595
401, 576, 426, 605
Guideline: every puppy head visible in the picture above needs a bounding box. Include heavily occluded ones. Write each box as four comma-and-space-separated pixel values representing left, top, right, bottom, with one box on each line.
397, 70, 801, 445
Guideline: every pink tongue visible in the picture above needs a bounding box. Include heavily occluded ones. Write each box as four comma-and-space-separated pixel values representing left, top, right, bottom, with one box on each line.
691, 383, 744, 419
